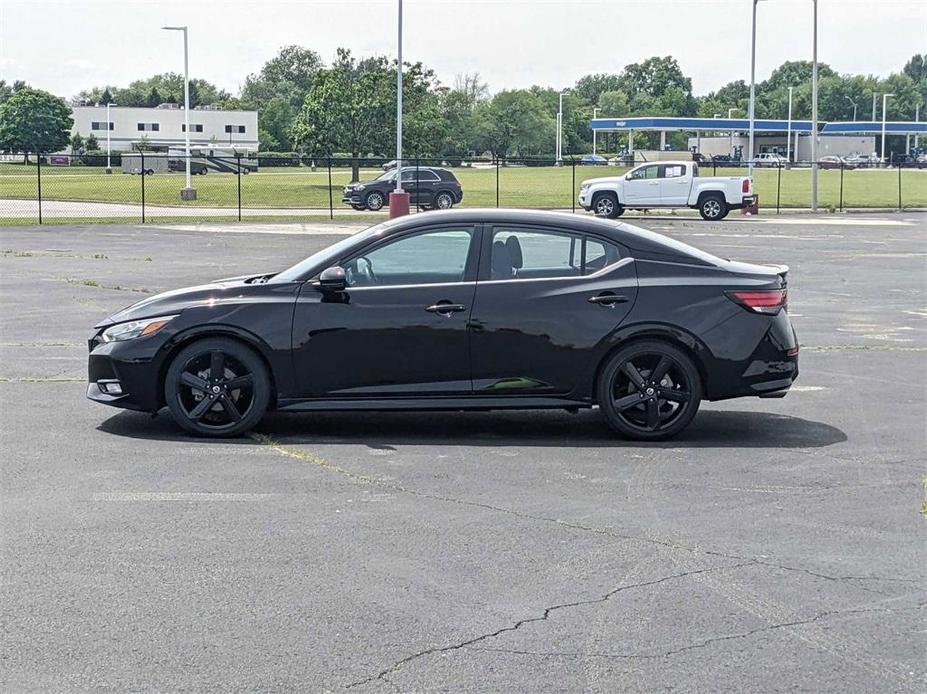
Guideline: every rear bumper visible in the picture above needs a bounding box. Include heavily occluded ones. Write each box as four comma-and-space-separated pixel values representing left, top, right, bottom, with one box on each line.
739, 194, 758, 207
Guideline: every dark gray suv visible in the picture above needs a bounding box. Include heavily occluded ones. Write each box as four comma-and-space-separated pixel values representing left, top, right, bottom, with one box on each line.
342, 166, 464, 211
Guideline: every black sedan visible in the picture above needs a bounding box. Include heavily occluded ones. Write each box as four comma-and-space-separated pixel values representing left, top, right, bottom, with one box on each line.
342, 166, 463, 211
87, 209, 798, 440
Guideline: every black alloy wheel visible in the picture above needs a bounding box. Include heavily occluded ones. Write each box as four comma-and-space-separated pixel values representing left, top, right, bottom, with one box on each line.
598, 341, 702, 440
165, 337, 270, 437
365, 191, 385, 211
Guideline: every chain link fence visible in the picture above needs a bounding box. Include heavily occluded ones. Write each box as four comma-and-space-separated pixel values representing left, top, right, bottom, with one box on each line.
1, 153, 924, 225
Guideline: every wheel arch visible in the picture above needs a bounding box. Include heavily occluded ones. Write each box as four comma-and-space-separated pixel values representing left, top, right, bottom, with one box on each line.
156, 325, 279, 410
695, 189, 725, 207
591, 323, 713, 403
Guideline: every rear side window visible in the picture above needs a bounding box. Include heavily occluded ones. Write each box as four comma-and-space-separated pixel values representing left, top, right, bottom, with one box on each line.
490, 228, 622, 280
663, 164, 686, 178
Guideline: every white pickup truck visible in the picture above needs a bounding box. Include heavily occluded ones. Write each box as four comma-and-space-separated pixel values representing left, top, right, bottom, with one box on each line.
578, 160, 756, 220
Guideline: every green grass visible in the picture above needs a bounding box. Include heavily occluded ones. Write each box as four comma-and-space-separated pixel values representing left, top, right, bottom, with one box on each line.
1, 161, 924, 212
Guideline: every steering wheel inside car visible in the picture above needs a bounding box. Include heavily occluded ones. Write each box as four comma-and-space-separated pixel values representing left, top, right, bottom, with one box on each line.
347, 256, 378, 286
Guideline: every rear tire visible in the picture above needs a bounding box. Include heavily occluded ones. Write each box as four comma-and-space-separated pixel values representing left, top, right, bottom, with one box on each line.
434, 191, 454, 209
165, 337, 270, 438
592, 192, 622, 219
597, 340, 702, 440
699, 194, 727, 221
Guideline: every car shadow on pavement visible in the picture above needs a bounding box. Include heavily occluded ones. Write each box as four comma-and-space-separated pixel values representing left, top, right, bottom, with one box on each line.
98, 408, 847, 449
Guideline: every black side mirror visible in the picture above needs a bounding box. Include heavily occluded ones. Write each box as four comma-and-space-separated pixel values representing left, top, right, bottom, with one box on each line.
317, 266, 346, 292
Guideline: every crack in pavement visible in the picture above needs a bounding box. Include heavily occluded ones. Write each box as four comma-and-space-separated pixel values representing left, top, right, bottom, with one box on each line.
252, 433, 920, 587
464, 603, 925, 663
344, 563, 752, 689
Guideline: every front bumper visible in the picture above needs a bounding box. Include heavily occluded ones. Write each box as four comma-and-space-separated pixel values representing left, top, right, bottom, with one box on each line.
578, 192, 591, 210
87, 333, 166, 412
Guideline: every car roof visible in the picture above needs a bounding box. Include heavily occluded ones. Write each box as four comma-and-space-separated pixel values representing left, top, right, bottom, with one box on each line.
378, 208, 718, 263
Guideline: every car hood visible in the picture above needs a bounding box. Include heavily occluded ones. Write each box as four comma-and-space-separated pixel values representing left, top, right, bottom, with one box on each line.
94, 272, 276, 329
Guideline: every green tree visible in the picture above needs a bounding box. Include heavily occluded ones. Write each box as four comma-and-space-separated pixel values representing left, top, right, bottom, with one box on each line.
292, 49, 392, 180
69, 132, 84, 155
0, 87, 73, 161
573, 73, 623, 105
85, 133, 100, 151
0, 79, 27, 105
472, 89, 555, 158
902, 53, 927, 82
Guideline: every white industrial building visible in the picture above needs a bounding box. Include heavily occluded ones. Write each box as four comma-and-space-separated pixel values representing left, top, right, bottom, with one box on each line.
69, 104, 259, 152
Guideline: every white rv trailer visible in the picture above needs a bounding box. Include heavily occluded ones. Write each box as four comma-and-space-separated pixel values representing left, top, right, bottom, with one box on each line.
168, 146, 258, 175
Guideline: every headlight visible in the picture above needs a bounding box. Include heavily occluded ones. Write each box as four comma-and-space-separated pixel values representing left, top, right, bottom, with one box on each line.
580, 182, 591, 190
355, 184, 365, 191
101, 315, 178, 342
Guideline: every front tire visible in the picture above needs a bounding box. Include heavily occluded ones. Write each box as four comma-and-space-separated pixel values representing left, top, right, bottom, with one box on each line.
699, 194, 727, 221
592, 192, 622, 218
597, 340, 702, 440
165, 337, 270, 437
365, 191, 385, 211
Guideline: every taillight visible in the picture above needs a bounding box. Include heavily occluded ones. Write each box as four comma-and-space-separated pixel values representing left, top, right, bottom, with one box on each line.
742, 178, 750, 193
726, 289, 787, 314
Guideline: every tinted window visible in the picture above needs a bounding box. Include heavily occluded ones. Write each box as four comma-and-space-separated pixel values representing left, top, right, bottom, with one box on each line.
490, 228, 621, 280
345, 228, 473, 287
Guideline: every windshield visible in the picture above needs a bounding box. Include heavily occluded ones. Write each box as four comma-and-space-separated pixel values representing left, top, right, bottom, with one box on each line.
272, 222, 392, 282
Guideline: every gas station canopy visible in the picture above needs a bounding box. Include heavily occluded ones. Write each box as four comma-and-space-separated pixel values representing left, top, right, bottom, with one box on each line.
589, 116, 927, 135
589, 117, 814, 133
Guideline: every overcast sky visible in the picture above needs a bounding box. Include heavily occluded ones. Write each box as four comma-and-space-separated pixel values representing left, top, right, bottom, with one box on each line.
1, 0, 925, 99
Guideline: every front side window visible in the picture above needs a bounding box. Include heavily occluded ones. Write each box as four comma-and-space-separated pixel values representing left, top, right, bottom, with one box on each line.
344, 228, 474, 287
490, 228, 622, 280
629, 165, 660, 180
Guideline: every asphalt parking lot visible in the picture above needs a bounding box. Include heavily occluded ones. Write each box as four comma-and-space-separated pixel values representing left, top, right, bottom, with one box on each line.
1, 212, 925, 692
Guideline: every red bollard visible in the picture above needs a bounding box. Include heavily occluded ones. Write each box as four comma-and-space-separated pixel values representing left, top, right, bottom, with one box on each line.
389, 190, 410, 218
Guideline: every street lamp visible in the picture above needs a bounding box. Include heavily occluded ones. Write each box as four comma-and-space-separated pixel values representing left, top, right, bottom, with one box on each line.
162, 25, 195, 200
748, 0, 766, 172
845, 95, 858, 121
592, 107, 599, 156
872, 93, 878, 121
105, 100, 116, 174
786, 86, 794, 163
881, 93, 894, 166
556, 89, 570, 164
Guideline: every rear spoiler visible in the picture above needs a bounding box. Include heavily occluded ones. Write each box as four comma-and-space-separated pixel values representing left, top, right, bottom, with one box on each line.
766, 264, 789, 285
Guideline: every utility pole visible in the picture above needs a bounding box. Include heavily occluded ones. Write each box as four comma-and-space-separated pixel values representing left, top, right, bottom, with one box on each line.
786, 87, 793, 163
592, 107, 599, 156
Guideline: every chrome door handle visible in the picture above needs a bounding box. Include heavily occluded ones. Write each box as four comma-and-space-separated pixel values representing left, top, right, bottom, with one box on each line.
425, 302, 467, 315
588, 293, 629, 306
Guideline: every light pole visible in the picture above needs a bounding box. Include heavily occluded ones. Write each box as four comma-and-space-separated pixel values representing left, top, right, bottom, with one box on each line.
748, 0, 758, 172
916, 103, 921, 149
845, 95, 857, 121
557, 90, 569, 164
810, 0, 819, 212
881, 93, 893, 166
105, 100, 116, 174
592, 107, 599, 156
389, 0, 409, 217
728, 107, 738, 157
872, 93, 878, 121
162, 26, 194, 200
786, 86, 793, 163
